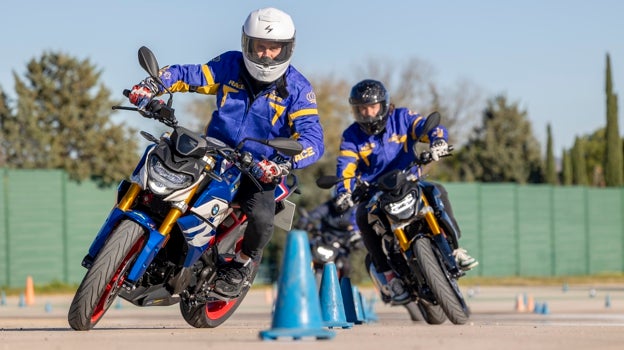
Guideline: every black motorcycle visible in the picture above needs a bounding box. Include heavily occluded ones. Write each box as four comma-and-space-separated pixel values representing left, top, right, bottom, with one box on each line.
316, 112, 469, 325
297, 207, 363, 285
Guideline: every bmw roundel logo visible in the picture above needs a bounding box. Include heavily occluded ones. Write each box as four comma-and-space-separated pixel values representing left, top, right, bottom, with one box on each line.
211, 204, 220, 216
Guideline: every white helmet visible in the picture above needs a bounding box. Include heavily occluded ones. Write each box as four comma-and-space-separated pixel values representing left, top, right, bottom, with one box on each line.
241, 7, 295, 83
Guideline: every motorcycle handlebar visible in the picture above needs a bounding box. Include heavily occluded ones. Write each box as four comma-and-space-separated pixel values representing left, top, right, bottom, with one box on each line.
349, 145, 455, 203
415, 144, 454, 165
116, 89, 176, 127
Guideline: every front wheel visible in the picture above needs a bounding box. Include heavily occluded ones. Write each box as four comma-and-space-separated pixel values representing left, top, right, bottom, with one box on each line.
180, 262, 259, 328
413, 238, 469, 325
68, 220, 145, 330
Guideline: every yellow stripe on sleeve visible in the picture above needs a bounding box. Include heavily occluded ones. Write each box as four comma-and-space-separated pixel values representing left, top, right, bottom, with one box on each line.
341, 163, 358, 192
169, 81, 191, 93
410, 116, 424, 140
289, 108, 318, 121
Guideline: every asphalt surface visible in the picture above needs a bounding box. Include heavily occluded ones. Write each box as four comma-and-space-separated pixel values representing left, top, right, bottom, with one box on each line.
1, 285, 624, 350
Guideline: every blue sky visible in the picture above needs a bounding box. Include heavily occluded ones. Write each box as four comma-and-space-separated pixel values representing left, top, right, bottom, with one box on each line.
2, 0, 623, 153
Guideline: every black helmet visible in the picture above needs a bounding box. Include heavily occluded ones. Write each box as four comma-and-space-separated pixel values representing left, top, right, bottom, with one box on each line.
349, 79, 390, 135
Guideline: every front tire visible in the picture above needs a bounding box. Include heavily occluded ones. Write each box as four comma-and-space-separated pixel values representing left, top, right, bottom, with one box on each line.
413, 238, 469, 325
68, 220, 145, 330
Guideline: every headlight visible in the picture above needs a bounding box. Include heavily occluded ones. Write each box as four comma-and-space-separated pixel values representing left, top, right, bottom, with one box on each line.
147, 156, 193, 195
314, 245, 336, 262
384, 191, 416, 220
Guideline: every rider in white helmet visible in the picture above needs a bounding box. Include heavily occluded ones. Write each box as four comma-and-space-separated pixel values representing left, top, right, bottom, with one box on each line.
127, 7, 324, 298
241, 7, 296, 83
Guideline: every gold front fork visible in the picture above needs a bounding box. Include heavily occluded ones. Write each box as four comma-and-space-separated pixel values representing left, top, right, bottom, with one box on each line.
118, 183, 141, 211
394, 227, 411, 252
158, 187, 198, 236
116, 182, 198, 237
393, 194, 442, 252
421, 195, 442, 235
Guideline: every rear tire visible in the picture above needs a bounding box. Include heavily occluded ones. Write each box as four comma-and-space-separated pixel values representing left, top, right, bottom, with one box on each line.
180, 220, 259, 328
179, 263, 259, 328
403, 301, 424, 321
413, 238, 469, 325
68, 220, 145, 330
417, 299, 447, 324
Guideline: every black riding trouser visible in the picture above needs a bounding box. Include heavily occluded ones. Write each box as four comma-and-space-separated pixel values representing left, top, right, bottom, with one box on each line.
236, 175, 276, 260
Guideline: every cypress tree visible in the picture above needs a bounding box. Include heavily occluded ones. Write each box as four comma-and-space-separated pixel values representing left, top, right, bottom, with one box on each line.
545, 123, 557, 184
561, 148, 573, 185
604, 53, 623, 186
572, 137, 589, 185
0, 88, 11, 166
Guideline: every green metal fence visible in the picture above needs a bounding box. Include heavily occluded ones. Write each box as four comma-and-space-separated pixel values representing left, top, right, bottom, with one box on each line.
1, 169, 114, 288
1, 169, 623, 288
444, 183, 624, 277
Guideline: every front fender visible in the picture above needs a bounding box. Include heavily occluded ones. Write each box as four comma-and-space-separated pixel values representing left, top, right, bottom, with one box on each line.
86, 207, 160, 267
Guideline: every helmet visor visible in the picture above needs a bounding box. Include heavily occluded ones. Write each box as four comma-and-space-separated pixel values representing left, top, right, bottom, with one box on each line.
352, 103, 385, 124
242, 35, 294, 67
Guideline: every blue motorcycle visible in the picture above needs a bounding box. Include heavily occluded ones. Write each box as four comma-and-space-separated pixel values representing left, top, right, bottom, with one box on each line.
67, 47, 302, 331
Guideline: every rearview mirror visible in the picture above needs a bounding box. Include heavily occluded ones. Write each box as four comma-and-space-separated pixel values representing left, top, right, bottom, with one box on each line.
316, 175, 339, 189
138, 46, 161, 79
266, 138, 303, 157
419, 111, 441, 142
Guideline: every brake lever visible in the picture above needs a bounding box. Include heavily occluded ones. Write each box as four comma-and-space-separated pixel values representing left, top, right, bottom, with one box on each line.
112, 105, 138, 111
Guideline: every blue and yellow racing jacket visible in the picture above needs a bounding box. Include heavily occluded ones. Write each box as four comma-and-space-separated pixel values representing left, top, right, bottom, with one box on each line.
336, 108, 448, 194
153, 51, 324, 169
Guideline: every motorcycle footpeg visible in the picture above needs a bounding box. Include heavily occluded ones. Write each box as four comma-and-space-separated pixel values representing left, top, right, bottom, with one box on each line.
206, 290, 239, 302
389, 295, 414, 306
121, 280, 136, 292
379, 294, 392, 304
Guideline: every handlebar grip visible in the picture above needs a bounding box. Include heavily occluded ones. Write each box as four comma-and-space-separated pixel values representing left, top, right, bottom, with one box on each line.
147, 99, 164, 113
123, 89, 131, 98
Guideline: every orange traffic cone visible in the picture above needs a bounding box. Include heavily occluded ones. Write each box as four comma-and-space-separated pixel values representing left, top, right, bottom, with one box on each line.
526, 294, 535, 312
25, 276, 35, 306
514, 293, 525, 312
264, 287, 274, 306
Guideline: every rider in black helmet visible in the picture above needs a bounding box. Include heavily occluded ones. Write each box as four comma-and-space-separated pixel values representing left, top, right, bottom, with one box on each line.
336, 79, 478, 304
349, 79, 391, 135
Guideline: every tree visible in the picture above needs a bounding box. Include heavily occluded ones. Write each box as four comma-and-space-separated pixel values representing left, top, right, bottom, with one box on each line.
561, 149, 573, 185
604, 53, 623, 186
583, 128, 606, 186
545, 123, 557, 184
572, 137, 589, 185
0, 88, 12, 166
0, 52, 138, 186
456, 95, 543, 183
